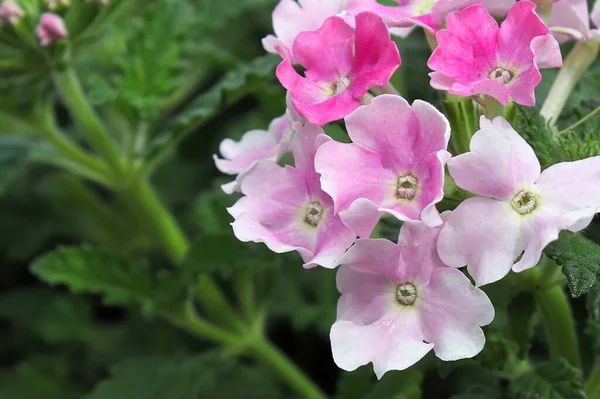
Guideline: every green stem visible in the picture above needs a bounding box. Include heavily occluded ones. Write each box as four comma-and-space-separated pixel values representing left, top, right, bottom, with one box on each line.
37, 103, 113, 183
534, 258, 581, 367
53, 63, 324, 399
124, 180, 188, 263
557, 104, 600, 136
252, 339, 327, 399
540, 41, 600, 127
585, 360, 600, 397
52, 67, 125, 173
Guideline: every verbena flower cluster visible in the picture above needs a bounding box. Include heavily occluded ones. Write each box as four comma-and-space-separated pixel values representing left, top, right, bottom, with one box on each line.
215, 0, 600, 377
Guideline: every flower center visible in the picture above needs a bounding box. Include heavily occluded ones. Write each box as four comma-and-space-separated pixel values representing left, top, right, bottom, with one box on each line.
304, 201, 324, 227
414, 0, 436, 15
396, 174, 418, 200
333, 76, 351, 95
510, 190, 538, 215
489, 67, 514, 84
396, 282, 417, 306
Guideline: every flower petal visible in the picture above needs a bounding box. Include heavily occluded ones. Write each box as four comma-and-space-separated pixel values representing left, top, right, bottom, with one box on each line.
437, 197, 523, 286
448, 116, 541, 199
419, 268, 494, 360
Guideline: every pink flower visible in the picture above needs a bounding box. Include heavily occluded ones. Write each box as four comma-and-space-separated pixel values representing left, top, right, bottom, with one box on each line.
228, 123, 356, 269
37, 13, 68, 46
549, 0, 600, 42
0, 1, 23, 25
379, 0, 516, 35
438, 116, 600, 286
276, 12, 401, 125
427, 2, 562, 106
263, 0, 411, 58
330, 220, 494, 378
214, 113, 295, 194
315, 95, 450, 238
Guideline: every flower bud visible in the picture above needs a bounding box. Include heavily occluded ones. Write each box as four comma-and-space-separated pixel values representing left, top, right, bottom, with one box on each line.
0, 1, 24, 26
37, 13, 68, 47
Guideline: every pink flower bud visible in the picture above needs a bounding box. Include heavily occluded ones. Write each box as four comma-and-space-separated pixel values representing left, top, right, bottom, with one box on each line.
0, 1, 24, 26
37, 13, 68, 47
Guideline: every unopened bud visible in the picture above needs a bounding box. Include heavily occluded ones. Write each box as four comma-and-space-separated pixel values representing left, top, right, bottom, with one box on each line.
0, 1, 24, 26
37, 13, 68, 47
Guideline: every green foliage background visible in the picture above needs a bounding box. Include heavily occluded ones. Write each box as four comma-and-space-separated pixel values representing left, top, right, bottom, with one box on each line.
1, 0, 600, 398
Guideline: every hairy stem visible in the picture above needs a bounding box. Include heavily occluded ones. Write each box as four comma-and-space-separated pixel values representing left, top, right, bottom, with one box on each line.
540, 41, 600, 127
534, 258, 581, 368
53, 68, 125, 174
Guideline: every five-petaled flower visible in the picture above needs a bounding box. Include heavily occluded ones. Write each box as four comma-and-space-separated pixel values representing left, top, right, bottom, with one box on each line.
315, 94, 450, 237
330, 220, 494, 378
276, 11, 401, 125
228, 123, 356, 269
428, 2, 563, 106
438, 116, 600, 286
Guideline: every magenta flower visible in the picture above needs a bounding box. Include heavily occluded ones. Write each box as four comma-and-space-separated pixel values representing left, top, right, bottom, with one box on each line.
0, 1, 23, 25
315, 95, 450, 238
228, 123, 356, 269
37, 13, 68, 47
330, 221, 494, 378
438, 116, 600, 286
214, 114, 295, 194
276, 12, 401, 125
427, 2, 562, 106
549, 0, 600, 42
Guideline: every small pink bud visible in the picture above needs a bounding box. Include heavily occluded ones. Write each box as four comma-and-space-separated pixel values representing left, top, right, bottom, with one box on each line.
37, 13, 68, 47
0, 1, 24, 26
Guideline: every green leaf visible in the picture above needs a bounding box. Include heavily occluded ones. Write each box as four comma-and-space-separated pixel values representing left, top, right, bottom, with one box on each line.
544, 231, 600, 297
84, 352, 234, 399
586, 288, 600, 352
0, 357, 81, 399
508, 358, 585, 399
335, 367, 423, 399
0, 288, 93, 343
31, 245, 180, 314
511, 105, 565, 169
181, 233, 280, 279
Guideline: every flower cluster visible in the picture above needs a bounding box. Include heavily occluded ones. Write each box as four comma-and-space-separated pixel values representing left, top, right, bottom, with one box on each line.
215, 0, 600, 377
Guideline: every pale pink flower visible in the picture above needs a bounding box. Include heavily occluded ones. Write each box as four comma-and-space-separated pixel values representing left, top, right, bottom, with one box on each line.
37, 13, 68, 46
276, 12, 401, 125
228, 123, 356, 269
548, 0, 600, 42
438, 116, 600, 286
331, 220, 494, 378
315, 95, 450, 238
0, 1, 23, 25
427, 2, 562, 106
214, 113, 295, 194
372, 0, 516, 36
